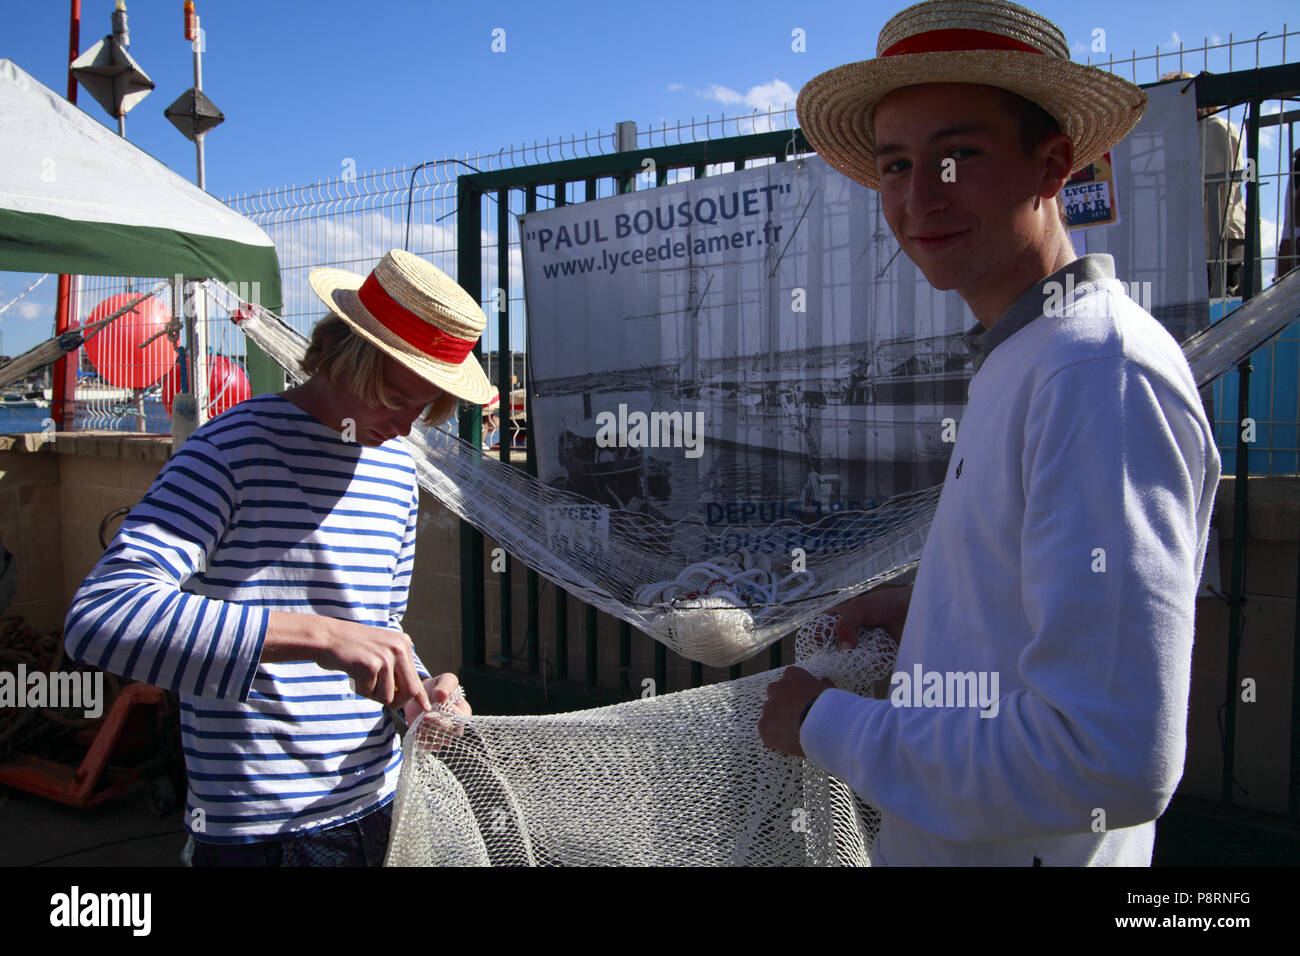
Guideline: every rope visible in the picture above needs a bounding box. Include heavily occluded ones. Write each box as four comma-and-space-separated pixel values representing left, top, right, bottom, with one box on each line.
0, 615, 121, 756
0, 274, 49, 318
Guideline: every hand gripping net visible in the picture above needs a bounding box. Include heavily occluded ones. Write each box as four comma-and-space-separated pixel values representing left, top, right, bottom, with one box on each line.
384, 618, 897, 866
221, 287, 938, 666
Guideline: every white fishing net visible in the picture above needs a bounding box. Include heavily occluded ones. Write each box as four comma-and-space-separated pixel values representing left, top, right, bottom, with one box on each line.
220, 286, 936, 666
384, 617, 897, 866
218, 271, 1300, 667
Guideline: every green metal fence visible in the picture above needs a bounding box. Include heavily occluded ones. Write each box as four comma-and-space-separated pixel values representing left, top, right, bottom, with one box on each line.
1192, 63, 1300, 813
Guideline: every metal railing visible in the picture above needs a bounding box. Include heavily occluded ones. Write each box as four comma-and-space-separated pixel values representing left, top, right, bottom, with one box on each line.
64, 275, 253, 434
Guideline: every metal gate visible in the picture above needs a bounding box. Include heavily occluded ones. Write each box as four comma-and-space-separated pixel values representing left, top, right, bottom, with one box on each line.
453, 128, 813, 713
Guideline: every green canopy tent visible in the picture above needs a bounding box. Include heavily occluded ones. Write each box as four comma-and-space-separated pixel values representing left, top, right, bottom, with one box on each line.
0, 58, 282, 394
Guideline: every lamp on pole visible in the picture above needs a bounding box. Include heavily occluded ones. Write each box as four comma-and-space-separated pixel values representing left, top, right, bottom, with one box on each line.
163, 3, 226, 443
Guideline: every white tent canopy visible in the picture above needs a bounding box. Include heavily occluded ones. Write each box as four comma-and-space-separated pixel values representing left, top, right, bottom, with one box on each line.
0, 58, 281, 312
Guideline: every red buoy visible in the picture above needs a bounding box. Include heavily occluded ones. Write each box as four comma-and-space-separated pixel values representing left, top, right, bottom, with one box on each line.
161, 354, 251, 418
80, 293, 175, 390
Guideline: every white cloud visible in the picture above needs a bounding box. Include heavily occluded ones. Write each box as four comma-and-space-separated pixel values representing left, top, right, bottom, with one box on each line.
693, 80, 798, 134
698, 79, 797, 113
746, 79, 798, 112
1170, 31, 1182, 45
700, 83, 745, 106
14, 301, 42, 321
667, 83, 685, 92
1209, 33, 1222, 45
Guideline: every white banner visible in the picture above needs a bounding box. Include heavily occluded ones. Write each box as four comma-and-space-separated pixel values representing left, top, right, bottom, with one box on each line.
521, 83, 1207, 528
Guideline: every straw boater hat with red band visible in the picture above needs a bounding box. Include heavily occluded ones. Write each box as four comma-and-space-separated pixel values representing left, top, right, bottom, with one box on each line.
309, 249, 494, 405
796, 0, 1147, 191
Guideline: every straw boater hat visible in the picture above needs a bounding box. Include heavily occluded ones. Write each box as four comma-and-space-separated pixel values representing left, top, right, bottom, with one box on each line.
796, 0, 1148, 190
309, 249, 494, 405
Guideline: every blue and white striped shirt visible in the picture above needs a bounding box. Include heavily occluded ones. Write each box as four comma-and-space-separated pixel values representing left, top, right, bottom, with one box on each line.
64, 393, 429, 842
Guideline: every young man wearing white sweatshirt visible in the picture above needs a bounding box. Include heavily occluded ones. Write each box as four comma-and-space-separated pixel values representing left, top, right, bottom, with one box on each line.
758, 0, 1220, 866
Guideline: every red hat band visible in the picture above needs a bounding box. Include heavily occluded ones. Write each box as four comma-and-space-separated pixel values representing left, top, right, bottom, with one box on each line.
357, 273, 478, 364
882, 28, 1046, 57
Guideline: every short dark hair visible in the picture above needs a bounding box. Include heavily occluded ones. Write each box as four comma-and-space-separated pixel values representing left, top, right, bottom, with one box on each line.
997, 89, 1062, 154
995, 88, 1069, 228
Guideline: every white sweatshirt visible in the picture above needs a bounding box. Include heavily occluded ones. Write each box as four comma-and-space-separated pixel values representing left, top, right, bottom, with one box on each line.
800, 255, 1221, 866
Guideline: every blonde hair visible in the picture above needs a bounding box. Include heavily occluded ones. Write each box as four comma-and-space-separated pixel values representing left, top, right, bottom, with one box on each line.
301, 314, 460, 427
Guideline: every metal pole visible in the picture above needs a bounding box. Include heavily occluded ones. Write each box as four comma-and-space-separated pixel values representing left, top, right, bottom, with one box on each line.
1222, 97, 1262, 806
169, 280, 196, 449
574, 177, 600, 688
616, 121, 637, 195
190, 284, 209, 427
496, 190, 512, 668
457, 177, 486, 671
184, 4, 208, 428
192, 10, 205, 190
1291, 534, 1300, 822
113, 0, 127, 139
52, 0, 82, 431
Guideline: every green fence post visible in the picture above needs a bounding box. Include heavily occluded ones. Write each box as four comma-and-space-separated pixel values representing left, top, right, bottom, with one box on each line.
1222, 97, 1263, 806
457, 177, 486, 671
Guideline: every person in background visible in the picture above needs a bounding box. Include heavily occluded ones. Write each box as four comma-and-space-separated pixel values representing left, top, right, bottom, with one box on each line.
483, 389, 501, 450
1161, 71, 1247, 298
1276, 147, 1300, 280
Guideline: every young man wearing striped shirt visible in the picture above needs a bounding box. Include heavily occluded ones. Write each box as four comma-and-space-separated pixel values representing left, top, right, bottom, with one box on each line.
64, 250, 496, 865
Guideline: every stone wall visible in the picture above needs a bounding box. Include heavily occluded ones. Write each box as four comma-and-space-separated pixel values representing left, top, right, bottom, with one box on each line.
0, 434, 62, 631
1, 432, 1296, 813
1184, 476, 1299, 814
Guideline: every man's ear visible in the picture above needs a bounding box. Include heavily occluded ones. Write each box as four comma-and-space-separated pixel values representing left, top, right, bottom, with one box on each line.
1038, 131, 1074, 202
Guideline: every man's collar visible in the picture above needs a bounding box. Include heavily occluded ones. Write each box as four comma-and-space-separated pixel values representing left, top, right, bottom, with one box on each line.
962, 254, 1116, 373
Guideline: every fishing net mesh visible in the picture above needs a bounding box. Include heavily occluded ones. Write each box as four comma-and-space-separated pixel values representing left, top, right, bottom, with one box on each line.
384, 617, 897, 866
220, 286, 937, 667
221, 267, 1296, 660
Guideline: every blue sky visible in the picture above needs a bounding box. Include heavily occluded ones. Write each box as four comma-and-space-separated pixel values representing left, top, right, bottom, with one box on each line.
2, 0, 1298, 356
